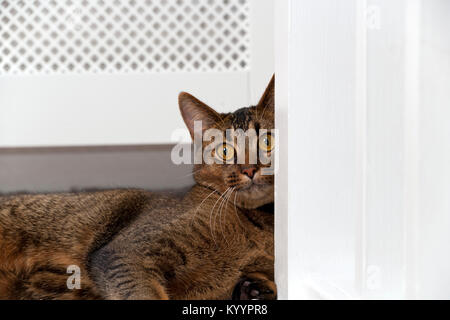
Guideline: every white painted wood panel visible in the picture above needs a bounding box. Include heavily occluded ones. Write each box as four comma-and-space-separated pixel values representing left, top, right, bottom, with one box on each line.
276, 0, 450, 299
276, 0, 359, 299
363, 0, 408, 299
417, 0, 450, 299
274, 0, 289, 300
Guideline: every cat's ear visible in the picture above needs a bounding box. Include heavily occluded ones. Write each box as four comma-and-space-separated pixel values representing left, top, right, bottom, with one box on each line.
179, 92, 222, 140
257, 74, 275, 113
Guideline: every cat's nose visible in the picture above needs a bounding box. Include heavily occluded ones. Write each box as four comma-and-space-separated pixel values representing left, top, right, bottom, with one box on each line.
242, 167, 257, 179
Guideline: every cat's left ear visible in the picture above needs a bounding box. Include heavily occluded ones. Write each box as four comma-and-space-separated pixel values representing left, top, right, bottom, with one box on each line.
257, 74, 275, 113
179, 92, 222, 140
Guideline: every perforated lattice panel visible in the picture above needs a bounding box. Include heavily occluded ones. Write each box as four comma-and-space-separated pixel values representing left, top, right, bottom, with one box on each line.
0, 0, 251, 74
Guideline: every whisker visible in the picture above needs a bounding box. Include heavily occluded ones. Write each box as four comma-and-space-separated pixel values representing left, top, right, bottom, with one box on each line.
176, 168, 203, 180
214, 188, 231, 244
219, 187, 235, 245
233, 190, 244, 229
209, 188, 230, 245
189, 187, 217, 226
217, 188, 232, 244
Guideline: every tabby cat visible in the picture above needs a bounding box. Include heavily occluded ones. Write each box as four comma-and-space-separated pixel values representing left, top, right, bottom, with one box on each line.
0, 76, 276, 300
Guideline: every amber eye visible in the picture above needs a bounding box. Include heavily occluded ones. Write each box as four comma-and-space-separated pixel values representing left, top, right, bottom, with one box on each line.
215, 143, 235, 162
259, 133, 274, 152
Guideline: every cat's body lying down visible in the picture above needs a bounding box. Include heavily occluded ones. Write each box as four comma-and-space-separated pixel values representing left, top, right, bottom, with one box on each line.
0, 76, 276, 300
0, 187, 274, 300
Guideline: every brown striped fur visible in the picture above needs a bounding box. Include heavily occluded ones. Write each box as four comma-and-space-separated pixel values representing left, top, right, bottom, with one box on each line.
0, 76, 276, 300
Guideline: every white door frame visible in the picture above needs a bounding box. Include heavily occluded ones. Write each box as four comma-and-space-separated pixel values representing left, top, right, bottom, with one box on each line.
274, 0, 450, 300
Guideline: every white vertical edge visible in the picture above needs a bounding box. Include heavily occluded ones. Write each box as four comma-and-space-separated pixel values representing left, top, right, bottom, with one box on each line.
274, 0, 290, 300
403, 0, 421, 300
355, 0, 368, 298
248, 0, 276, 105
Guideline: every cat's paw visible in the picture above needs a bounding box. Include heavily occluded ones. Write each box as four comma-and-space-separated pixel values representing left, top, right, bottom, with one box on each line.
232, 276, 277, 300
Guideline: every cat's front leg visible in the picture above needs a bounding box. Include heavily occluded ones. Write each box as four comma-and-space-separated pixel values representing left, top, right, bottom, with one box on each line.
99, 267, 170, 300
115, 278, 169, 300
98, 265, 170, 300
90, 249, 170, 300
232, 272, 277, 300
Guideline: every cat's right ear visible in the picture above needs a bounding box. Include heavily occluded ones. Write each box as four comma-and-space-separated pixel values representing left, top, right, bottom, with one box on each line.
179, 92, 222, 140
257, 74, 275, 113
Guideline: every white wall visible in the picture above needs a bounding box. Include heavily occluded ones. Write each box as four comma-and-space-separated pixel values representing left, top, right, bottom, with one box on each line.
276, 0, 450, 300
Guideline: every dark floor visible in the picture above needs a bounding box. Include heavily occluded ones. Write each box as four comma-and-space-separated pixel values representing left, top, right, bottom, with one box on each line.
0, 145, 195, 194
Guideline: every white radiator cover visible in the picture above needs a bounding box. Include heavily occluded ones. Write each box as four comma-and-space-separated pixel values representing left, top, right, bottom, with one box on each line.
0, 0, 274, 146
0, 0, 251, 74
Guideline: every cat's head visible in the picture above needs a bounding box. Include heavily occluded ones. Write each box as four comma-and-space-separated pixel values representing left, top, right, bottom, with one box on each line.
179, 75, 274, 210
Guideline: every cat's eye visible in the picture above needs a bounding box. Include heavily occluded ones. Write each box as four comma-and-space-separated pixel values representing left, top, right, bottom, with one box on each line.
259, 133, 274, 152
215, 143, 235, 162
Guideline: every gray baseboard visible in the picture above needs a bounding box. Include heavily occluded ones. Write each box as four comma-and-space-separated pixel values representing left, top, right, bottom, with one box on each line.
0, 145, 194, 194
